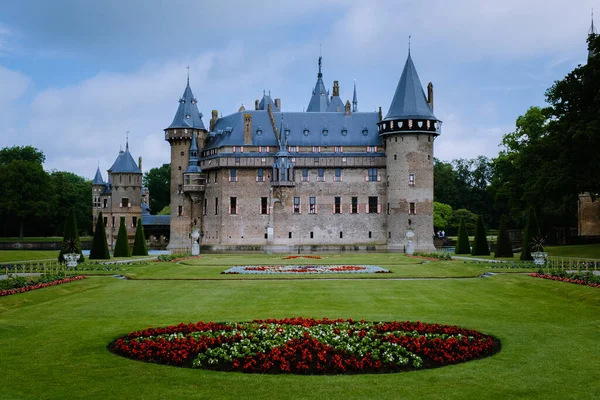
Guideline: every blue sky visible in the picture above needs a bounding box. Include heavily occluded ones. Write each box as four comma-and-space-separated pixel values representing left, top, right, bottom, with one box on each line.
0, 0, 595, 178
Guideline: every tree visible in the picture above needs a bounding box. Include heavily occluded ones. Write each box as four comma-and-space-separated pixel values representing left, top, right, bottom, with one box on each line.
520, 208, 538, 261
433, 202, 453, 231
495, 215, 513, 258
471, 215, 490, 256
132, 219, 148, 256
143, 164, 170, 215
454, 216, 471, 254
0, 145, 45, 165
58, 208, 84, 264
49, 171, 92, 236
89, 211, 110, 260
113, 217, 131, 257
0, 160, 55, 239
448, 208, 477, 236
157, 205, 170, 215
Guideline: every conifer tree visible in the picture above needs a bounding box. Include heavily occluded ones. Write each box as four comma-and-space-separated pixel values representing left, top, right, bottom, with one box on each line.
520, 208, 538, 261
89, 211, 110, 260
494, 215, 513, 258
471, 215, 490, 256
131, 219, 148, 256
113, 217, 131, 257
58, 208, 84, 263
454, 216, 471, 254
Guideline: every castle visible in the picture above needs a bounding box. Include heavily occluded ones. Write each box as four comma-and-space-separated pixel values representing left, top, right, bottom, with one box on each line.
165, 51, 441, 252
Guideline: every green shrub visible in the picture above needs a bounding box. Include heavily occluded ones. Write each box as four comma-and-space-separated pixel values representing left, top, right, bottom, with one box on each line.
90, 211, 111, 260
58, 208, 83, 264
471, 215, 490, 256
131, 219, 148, 256
412, 251, 452, 261
454, 216, 471, 254
494, 215, 513, 258
520, 209, 538, 261
113, 217, 131, 258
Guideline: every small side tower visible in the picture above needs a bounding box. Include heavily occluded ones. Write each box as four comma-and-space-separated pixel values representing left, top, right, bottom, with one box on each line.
164, 76, 208, 252
378, 51, 441, 252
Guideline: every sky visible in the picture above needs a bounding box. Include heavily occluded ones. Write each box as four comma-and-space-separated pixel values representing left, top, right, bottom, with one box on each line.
0, 0, 596, 179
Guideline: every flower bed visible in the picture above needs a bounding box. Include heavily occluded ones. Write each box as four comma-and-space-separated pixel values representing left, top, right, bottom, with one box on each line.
110, 317, 499, 374
529, 272, 600, 288
221, 265, 390, 274
154, 254, 202, 263
0, 275, 86, 297
281, 255, 322, 260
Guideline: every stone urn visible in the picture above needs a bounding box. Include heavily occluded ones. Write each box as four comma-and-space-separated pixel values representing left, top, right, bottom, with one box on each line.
64, 253, 80, 268
191, 229, 200, 256
531, 251, 548, 266
406, 228, 415, 255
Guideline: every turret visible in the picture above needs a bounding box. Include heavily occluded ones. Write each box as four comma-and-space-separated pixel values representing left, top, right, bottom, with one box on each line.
306, 57, 331, 112
271, 118, 295, 187
378, 50, 441, 252
589, 10, 597, 60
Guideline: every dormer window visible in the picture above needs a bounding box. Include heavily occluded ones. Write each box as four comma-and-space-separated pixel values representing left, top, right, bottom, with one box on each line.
303, 128, 309, 136
362, 127, 369, 136
341, 128, 347, 136
256, 127, 263, 136
322, 127, 328, 136
285, 129, 291, 136
185, 114, 191, 119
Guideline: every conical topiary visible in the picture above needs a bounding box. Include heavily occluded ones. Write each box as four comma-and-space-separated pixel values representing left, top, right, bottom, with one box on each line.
471, 215, 490, 256
131, 219, 148, 256
59, 208, 83, 264
454, 216, 471, 254
90, 211, 111, 260
520, 208, 538, 261
113, 216, 131, 257
494, 215, 513, 258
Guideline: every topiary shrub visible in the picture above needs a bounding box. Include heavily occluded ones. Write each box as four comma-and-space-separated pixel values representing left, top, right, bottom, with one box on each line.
58, 208, 82, 264
471, 215, 490, 256
131, 219, 148, 256
113, 217, 131, 258
454, 216, 471, 254
495, 215, 513, 258
520, 208, 538, 261
90, 211, 111, 260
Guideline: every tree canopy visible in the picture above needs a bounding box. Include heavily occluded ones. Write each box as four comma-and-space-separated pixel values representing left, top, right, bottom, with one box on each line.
143, 164, 170, 215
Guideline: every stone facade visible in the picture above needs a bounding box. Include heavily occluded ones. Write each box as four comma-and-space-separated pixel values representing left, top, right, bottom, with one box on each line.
578, 193, 600, 236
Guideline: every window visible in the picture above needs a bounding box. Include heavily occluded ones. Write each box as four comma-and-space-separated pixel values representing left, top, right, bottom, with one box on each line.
112, 216, 115, 227
229, 168, 237, 182
394, 154, 397, 160
121, 198, 129, 208
229, 197, 237, 214
206, 172, 210, 183
334, 146, 343, 153
233, 146, 243, 153
178, 205, 184, 216
367, 146, 377, 153
103, 198, 108, 208
387, 203, 390, 215
180, 151, 184, 156
309, 197, 317, 214
334, 196, 341, 214
261, 197, 269, 215
368, 196, 379, 214
288, 146, 299, 153
293, 197, 301, 214
203, 198, 207, 215
103, 217, 108, 227
289, 232, 293, 239
214, 173, 218, 183
368, 231, 372, 239
317, 168, 325, 182
340, 232, 343, 239
259, 146, 270, 153
185, 175, 190, 185
129, 175, 132, 184
310, 232, 314, 239
367, 168, 379, 182
301, 168, 309, 182
334, 168, 342, 182
409, 202, 416, 215
215, 197, 219, 215
313, 146, 320, 153
257, 168, 264, 182
132, 216, 137, 228
351, 197, 359, 214
409, 174, 415, 186
178, 184, 182, 193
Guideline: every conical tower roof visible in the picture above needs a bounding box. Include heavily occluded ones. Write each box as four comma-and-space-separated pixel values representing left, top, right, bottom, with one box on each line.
108, 142, 142, 174
92, 166, 105, 185
167, 79, 206, 130
384, 53, 437, 121
306, 57, 330, 112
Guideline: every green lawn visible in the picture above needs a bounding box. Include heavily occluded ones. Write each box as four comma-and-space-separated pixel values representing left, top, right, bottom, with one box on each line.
546, 244, 600, 259
0, 250, 60, 262
1, 255, 599, 399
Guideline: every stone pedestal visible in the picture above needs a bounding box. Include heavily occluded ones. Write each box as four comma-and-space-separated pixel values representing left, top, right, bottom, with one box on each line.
191, 229, 200, 256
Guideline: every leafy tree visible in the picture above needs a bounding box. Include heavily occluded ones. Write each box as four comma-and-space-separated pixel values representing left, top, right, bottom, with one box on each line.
494, 215, 514, 258
132, 219, 148, 256
157, 205, 171, 215
433, 202, 453, 231
49, 171, 92, 236
0, 145, 45, 165
58, 208, 84, 264
89, 211, 110, 260
520, 208, 539, 261
0, 160, 55, 239
113, 217, 131, 257
143, 164, 170, 215
454, 216, 471, 254
448, 208, 477, 236
471, 215, 490, 256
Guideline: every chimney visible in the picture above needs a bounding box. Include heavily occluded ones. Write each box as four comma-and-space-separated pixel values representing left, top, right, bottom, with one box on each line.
378, 106, 383, 121
332, 80, 340, 97
243, 113, 252, 145
255, 99, 259, 110
210, 110, 218, 131
427, 82, 434, 111
274, 98, 281, 111
344, 100, 351, 116
138, 157, 142, 173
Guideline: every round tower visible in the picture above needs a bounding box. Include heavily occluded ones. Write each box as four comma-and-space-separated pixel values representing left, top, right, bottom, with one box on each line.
164, 77, 207, 252
378, 52, 441, 252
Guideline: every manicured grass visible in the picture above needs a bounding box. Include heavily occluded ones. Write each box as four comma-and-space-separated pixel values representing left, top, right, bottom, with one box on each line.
1, 260, 599, 399
0, 250, 60, 262
545, 244, 600, 259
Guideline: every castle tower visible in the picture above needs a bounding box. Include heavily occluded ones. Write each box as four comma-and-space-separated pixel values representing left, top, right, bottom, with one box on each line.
164, 77, 207, 252
378, 51, 441, 252
92, 166, 107, 232
306, 56, 330, 112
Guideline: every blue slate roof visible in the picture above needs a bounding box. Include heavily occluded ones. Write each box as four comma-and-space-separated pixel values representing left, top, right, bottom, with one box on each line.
141, 202, 151, 215
204, 110, 381, 149
142, 214, 170, 226
108, 145, 142, 174
306, 57, 330, 112
384, 53, 437, 121
258, 92, 280, 112
167, 80, 206, 130
92, 167, 105, 185
185, 132, 202, 173
326, 96, 345, 112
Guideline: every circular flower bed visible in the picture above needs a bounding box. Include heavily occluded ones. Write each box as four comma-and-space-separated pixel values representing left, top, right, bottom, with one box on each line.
222, 265, 390, 274
110, 317, 500, 374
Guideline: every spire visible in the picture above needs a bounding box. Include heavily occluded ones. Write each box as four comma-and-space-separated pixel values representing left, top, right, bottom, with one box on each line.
185, 133, 202, 173
125, 131, 129, 152
384, 52, 437, 121
352, 80, 358, 112
93, 166, 105, 185
166, 74, 206, 130
307, 56, 330, 112
590, 9, 597, 35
